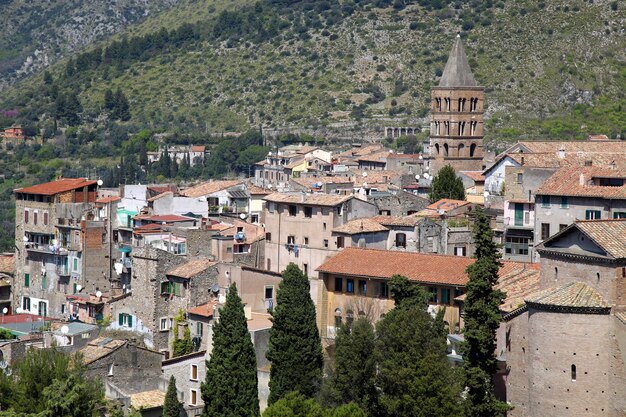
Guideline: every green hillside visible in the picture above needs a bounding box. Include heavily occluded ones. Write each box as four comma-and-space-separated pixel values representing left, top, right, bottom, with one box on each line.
1, 0, 625, 142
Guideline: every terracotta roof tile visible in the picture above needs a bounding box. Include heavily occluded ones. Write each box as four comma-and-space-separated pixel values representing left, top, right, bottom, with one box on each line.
188, 302, 216, 318
130, 390, 166, 410
263, 192, 352, 207
147, 191, 173, 202
134, 214, 196, 223
426, 199, 469, 212
460, 171, 485, 182
247, 184, 272, 195
536, 166, 626, 199
167, 258, 216, 279
369, 215, 419, 227
80, 337, 126, 364
0, 254, 15, 274
15, 178, 97, 196
95, 196, 121, 204
191, 145, 206, 152
518, 140, 626, 154
574, 219, 626, 259
316, 248, 474, 286
180, 180, 243, 198
332, 218, 389, 235
525, 282, 610, 310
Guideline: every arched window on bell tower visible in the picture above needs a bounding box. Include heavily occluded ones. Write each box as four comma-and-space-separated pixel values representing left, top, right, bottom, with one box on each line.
435, 97, 442, 112
444, 121, 450, 136
458, 121, 466, 136
435, 143, 440, 155
444, 143, 449, 157
470, 143, 477, 157
444, 97, 451, 112
470, 121, 477, 136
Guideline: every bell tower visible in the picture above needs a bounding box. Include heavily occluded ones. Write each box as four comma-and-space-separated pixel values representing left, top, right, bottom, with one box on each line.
430, 34, 484, 173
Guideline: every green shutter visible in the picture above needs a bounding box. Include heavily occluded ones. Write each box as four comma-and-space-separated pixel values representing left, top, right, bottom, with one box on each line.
127, 315, 133, 328
73, 283, 77, 294
174, 282, 181, 297
42, 275, 46, 290
118, 313, 123, 326
24, 273, 29, 287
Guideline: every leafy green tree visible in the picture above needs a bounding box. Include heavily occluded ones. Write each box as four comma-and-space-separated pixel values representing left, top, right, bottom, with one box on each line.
429, 164, 466, 202
329, 318, 377, 413
163, 376, 182, 417
376, 277, 464, 417
462, 207, 509, 417
0, 328, 14, 339
263, 393, 366, 417
55, 91, 82, 126
0, 348, 103, 416
173, 324, 193, 358
267, 264, 323, 404
201, 283, 259, 417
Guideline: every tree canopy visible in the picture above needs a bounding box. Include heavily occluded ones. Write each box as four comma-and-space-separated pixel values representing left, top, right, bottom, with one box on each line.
429, 164, 466, 202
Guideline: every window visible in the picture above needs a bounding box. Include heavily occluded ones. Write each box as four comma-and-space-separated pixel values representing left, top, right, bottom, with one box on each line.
108, 363, 114, 376
267, 258, 271, 270
358, 280, 367, 295
303, 263, 308, 275
287, 236, 295, 245
455, 246, 467, 257
161, 282, 182, 296
560, 196, 569, 208
395, 233, 406, 248
190, 389, 198, 406
264, 286, 274, 300
505, 237, 529, 255
304, 237, 309, 245
41, 274, 46, 290
441, 288, 451, 304
265, 232, 271, 242
191, 364, 198, 381
334, 277, 343, 292
43, 211, 48, 226
336, 236, 344, 249
541, 195, 550, 207
226, 246, 232, 253
346, 279, 354, 294
323, 222, 327, 231
33, 211, 38, 225
541, 223, 550, 240
304, 207, 313, 218
196, 322, 203, 336
585, 210, 601, 220
571, 364, 576, 381
380, 282, 389, 298
73, 258, 78, 272
24, 209, 29, 224
118, 313, 133, 328
614, 212, 626, 219
517, 173, 523, 184
288, 205, 297, 216
24, 273, 30, 287
559, 224, 568, 232
22, 296, 31, 311
160, 318, 170, 331
555, 267, 558, 281
61, 304, 66, 315
323, 239, 329, 248
429, 287, 438, 303
268, 202, 275, 213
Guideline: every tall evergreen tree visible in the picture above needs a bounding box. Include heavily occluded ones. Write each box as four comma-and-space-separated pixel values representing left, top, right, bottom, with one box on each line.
104, 89, 115, 111
376, 276, 464, 417
462, 207, 509, 417
267, 264, 323, 404
329, 318, 377, 413
115, 88, 131, 121
163, 375, 182, 417
429, 164, 466, 202
201, 283, 259, 417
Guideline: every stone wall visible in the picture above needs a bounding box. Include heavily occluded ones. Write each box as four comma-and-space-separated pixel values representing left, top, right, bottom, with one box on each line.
367, 191, 429, 216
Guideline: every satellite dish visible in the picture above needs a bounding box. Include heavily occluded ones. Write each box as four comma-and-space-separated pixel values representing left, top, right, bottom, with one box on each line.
96, 290, 102, 298
218, 294, 226, 304
239, 213, 247, 220
76, 285, 82, 292
16, 308, 22, 314
211, 284, 220, 293
423, 173, 430, 179
2, 307, 7, 314
415, 174, 421, 180
97, 179, 103, 186
484, 191, 490, 197
363, 182, 368, 188
60, 325, 69, 334
268, 184, 273, 189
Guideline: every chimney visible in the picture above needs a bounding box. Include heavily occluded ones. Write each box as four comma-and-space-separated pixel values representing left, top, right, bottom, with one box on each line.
300, 191, 306, 203
558, 147, 565, 160
579, 173, 585, 185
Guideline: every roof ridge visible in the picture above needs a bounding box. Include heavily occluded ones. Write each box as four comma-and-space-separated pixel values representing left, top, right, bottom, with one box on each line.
438, 34, 478, 88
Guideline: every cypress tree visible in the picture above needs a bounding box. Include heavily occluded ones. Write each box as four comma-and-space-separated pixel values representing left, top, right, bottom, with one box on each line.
163, 375, 182, 417
202, 283, 259, 417
104, 89, 115, 111
330, 318, 377, 413
429, 164, 466, 202
267, 263, 323, 404
462, 207, 509, 417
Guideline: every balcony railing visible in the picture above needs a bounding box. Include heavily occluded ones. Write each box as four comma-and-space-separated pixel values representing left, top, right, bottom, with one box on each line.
26, 243, 69, 256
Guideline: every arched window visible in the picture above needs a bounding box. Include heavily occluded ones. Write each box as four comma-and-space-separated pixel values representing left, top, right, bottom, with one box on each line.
458, 143, 465, 157
444, 121, 450, 135
435, 143, 440, 155
458, 121, 466, 136
444, 143, 449, 157
435, 97, 442, 112
334, 308, 342, 328
444, 97, 451, 112
470, 143, 477, 157
470, 121, 477, 136
555, 267, 558, 281
571, 364, 576, 381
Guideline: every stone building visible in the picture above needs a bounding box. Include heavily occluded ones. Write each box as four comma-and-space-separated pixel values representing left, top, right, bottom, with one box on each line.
498, 219, 626, 416
0, 254, 15, 314
13, 178, 115, 319
429, 35, 484, 174
262, 193, 378, 280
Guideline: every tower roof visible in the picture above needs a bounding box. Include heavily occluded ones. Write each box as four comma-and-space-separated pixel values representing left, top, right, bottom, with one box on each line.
439, 35, 478, 88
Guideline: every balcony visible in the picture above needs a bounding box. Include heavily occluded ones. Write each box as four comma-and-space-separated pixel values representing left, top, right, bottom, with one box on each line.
56, 265, 70, 276
26, 243, 69, 256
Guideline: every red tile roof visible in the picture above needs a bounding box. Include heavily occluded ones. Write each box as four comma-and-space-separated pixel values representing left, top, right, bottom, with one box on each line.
180, 180, 243, 198
96, 196, 121, 204
426, 199, 469, 212
316, 248, 474, 286
15, 178, 97, 196
191, 145, 206, 152
332, 218, 389, 235
536, 166, 626, 199
188, 302, 216, 318
460, 171, 485, 182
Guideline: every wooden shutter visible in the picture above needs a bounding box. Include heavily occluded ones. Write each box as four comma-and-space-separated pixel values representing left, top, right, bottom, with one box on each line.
118, 313, 123, 326
127, 315, 133, 327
